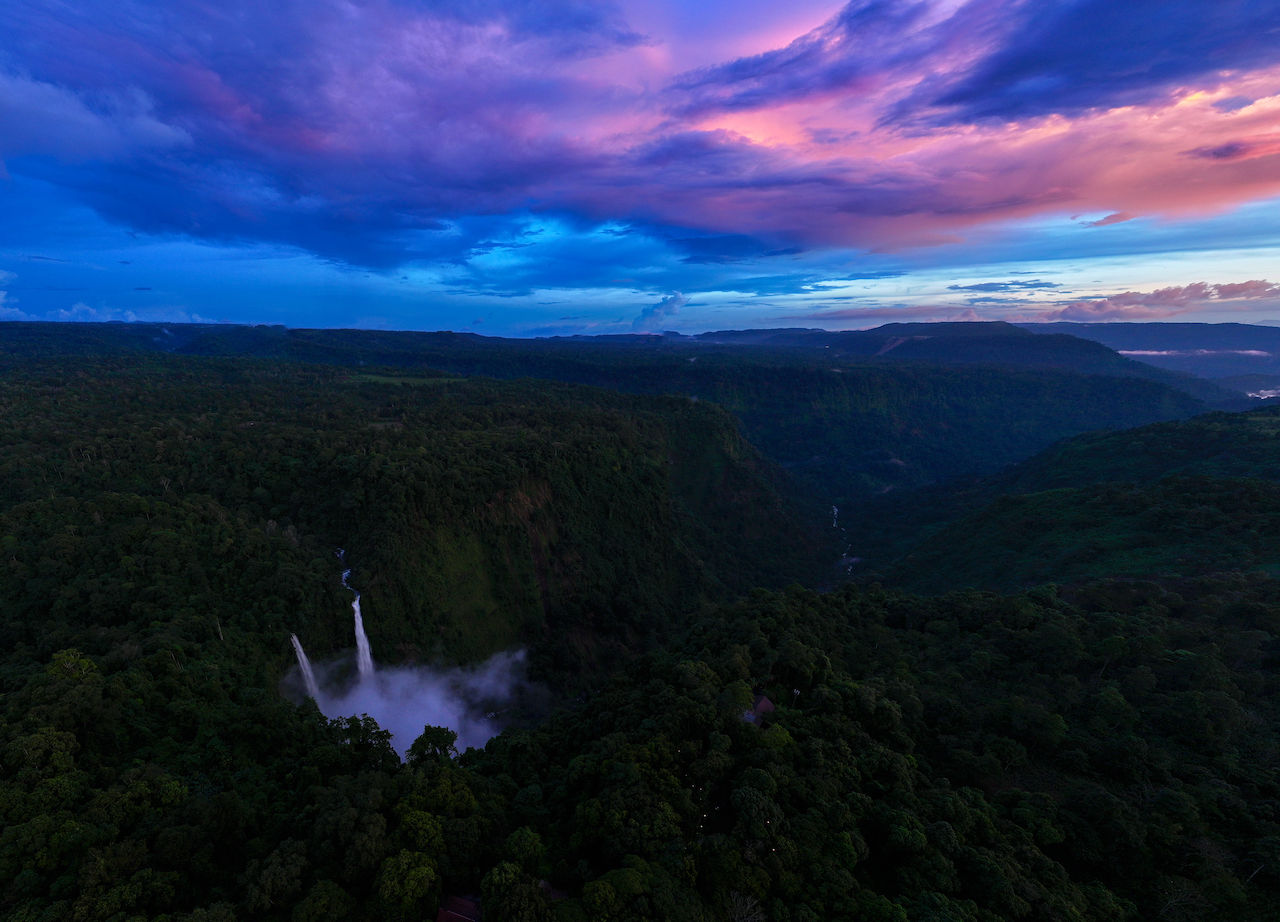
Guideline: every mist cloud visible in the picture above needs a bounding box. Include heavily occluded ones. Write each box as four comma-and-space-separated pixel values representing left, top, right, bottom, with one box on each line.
633, 291, 686, 330
285, 649, 527, 756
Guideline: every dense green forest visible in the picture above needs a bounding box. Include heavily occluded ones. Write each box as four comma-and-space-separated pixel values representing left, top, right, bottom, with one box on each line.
0, 356, 827, 679
2, 328, 1279, 922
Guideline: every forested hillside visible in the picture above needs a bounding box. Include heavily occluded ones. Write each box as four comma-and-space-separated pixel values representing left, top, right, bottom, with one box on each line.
869, 406, 1280, 592
6, 562, 1280, 920
0, 356, 827, 684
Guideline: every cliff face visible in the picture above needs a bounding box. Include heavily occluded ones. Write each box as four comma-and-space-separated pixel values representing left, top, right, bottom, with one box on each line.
319, 391, 831, 676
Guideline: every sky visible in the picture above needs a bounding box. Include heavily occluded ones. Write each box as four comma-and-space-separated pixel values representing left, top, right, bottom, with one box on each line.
2, 0, 1280, 335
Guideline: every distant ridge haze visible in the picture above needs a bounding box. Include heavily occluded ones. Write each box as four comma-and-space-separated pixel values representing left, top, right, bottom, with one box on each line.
0, 317, 1257, 409
1020, 321, 1280, 379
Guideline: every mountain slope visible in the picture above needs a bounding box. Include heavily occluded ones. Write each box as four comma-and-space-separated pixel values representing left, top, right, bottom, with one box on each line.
874, 406, 1280, 592
1021, 321, 1280, 379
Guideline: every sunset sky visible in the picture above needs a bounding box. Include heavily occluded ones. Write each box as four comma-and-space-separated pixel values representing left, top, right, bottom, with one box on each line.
3, 0, 1280, 334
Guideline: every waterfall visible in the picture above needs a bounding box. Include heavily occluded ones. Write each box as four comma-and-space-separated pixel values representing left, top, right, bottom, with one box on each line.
353, 593, 374, 682
291, 634, 320, 698
341, 564, 374, 683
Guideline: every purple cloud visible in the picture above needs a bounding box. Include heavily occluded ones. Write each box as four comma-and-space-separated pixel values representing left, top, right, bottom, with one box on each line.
1039, 280, 1280, 321
666, 0, 945, 116
0, 73, 189, 161
926, 0, 1280, 122
1081, 212, 1137, 227
670, 0, 1280, 126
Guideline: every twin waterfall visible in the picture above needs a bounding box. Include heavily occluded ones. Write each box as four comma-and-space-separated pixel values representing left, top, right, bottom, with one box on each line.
285, 551, 522, 758
290, 554, 373, 698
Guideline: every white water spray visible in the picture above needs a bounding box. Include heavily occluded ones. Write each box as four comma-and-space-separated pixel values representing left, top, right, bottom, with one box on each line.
290, 634, 320, 698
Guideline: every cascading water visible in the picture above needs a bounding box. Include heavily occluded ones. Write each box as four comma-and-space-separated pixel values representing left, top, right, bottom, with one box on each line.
340, 561, 375, 683
352, 592, 374, 682
290, 634, 320, 698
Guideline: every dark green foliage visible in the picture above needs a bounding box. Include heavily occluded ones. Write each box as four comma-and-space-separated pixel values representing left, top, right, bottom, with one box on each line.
870, 405, 1280, 591
13, 566, 1276, 920
157, 323, 1230, 501
2, 338, 1279, 922
408, 727, 459, 766
990, 405, 1280, 492
457, 580, 1280, 921
0, 355, 828, 676
886, 477, 1280, 592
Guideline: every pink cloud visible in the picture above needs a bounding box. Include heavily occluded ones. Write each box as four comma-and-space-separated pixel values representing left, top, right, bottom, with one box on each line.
1081, 212, 1137, 227
1038, 280, 1280, 322
1185, 133, 1280, 162
1215, 280, 1280, 299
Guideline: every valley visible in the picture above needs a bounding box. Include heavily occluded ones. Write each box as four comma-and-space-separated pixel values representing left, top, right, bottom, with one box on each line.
1, 323, 1279, 922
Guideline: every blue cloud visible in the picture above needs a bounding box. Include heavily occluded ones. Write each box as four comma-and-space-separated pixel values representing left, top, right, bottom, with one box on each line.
947, 280, 1061, 292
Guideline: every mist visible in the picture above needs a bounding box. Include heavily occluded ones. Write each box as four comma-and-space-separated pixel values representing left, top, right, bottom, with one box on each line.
284, 646, 527, 756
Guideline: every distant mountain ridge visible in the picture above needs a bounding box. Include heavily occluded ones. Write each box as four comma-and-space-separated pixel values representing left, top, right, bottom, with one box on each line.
1019, 321, 1280, 381
0, 318, 1253, 411
0, 321, 1224, 504
687, 321, 1249, 409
